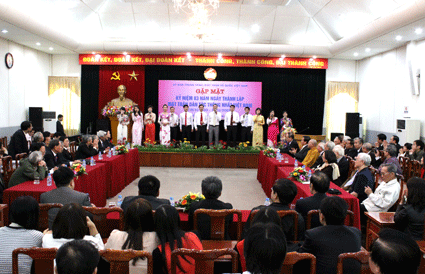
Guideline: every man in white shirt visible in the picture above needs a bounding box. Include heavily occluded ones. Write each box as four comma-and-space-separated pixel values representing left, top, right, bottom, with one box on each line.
240, 107, 253, 143
194, 104, 207, 147
179, 105, 193, 141
207, 104, 221, 146
169, 107, 179, 142
224, 105, 240, 147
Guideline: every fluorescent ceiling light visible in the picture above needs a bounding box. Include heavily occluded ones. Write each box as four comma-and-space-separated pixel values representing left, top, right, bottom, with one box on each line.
1, 29, 8, 33
395, 35, 402, 41
251, 24, 260, 33
354, 52, 359, 56
365, 48, 371, 52
415, 28, 423, 35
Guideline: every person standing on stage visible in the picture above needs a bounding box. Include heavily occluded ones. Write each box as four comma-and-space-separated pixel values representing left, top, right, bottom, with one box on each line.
252, 108, 265, 148
207, 104, 221, 146
117, 107, 130, 144
158, 104, 171, 146
267, 110, 279, 147
180, 105, 193, 141
144, 105, 156, 144
225, 105, 240, 148
280, 111, 293, 140
241, 107, 253, 143
131, 105, 144, 146
169, 107, 179, 142
194, 104, 207, 148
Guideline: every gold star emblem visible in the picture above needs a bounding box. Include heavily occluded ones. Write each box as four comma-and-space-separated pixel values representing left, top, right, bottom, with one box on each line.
128, 71, 139, 81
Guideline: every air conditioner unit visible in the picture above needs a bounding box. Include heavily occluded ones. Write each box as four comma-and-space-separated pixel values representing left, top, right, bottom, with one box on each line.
396, 119, 420, 145
43, 111, 56, 133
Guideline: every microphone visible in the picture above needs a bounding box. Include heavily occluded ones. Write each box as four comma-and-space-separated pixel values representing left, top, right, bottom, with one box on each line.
297, 127, 310, 134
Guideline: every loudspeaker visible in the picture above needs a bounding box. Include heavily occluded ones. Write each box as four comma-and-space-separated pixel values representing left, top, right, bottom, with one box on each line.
346, 113, 360, 138
29, 107, 43, 132
96, 119, 110, 132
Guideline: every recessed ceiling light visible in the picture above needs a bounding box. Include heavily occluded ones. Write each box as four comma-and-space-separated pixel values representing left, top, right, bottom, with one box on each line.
365, 48, 371, 52
1, 29, 8, 34
123, 52, 127, 55
395, 35, 402, 41
92, 52, 96, 55
415, 28, 423, 35
354, 52, 359, 56
312, 55, 317, 59
251, 24, 260, 33
281, 55, 286, 59
218, 53, 223, 59
49, 47, 53, 51
36, 42, 41, 46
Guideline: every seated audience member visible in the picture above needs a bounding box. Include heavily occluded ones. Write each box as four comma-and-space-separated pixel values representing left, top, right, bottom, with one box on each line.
369, 228, 421, 274
362, 142, 378, 168
298, 196, 361, 274
30, 141, 46, 155
42, 203, 104, 250
60, 136, 74, 161
121, 175, 170, 212
0, 196, 43, 274
280, 132, 299, 155
389, 135, 401, 152
296, 172, 330, 229
344, 139, 358, 159
325, 141, 336, 152
153, 205, 202, 274
375, 133, 387, 150
75, 135, 98, 160
302, 139, 320, 168
409, 139, 425, 161
244, 223, 287, 274
291, 136, 310, 162
333, 145, 349, 184
246, 179, 305, 243
56, 114, 65, 137
106, 198, 159, 274
104, 130, 115, 148
97, 130, 111, 154
347, 153, 375, 203
353, 137, 363, 155
342, 135, 351, 148
40, 166, 92, 228
43, 131, 51, 147
32, 131, 44, 143
361, 164, 400, 220
8, 151, 47, 187
394, 177, 425, 240
333, 135, 343, 146
188, 176, 233, 240
8, 121, 32, 159
236, 207, 282, 272
315, 150, 342, 186
92, 135, 100, 152
311, 142, 325, 168
44, 139, 71, 170
399, 142, 412, 157
378, 144, 402, 175
56, 239, 100, 274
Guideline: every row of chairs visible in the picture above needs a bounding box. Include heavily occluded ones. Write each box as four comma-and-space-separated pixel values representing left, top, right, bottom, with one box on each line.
1, 153, 28, 188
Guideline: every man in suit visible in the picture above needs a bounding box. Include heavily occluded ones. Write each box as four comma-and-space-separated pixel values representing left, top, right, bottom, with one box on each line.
295, 172, 329, 229
43, 131, 52, 147
40, 166, 92, 229
9, 151, 47, 187
376, 133, 387, 151
75, 135, 98, 160
188, 176, 233, 240
344, 139, 358, 159
194, 104, 207, 148
353, 137, 363, 155
298, 196, 362, 274
96, 130, 111, 154
362, 142, 378, 168
224, 105, 240, 147
290, 136, 310, 162
390, 135, 401, 153
333, 145, 349, 184
60, 136, 73, 161
280, 132, 299, 155
121, 175, 170, 212
56, 114, 65, 137
180, 105, 194, 142
347, 153, 375, 203
8, 121, 32, 159
44, 139, 79, 170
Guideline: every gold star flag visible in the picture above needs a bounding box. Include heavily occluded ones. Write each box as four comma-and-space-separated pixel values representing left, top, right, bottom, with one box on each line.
128, 71, 139, 81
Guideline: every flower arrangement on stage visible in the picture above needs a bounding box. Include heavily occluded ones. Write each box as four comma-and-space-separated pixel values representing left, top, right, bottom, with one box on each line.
70, 163, 87, 177
101, 105, 134, 117
282, 127, 297, 135
179, 139, 195, 150
210, 140, 226, 150
238, 141, 253, 151
263, 147, 277, 158
115, 145, 129, 154
289, 167, 308, 183
117, 137, 130, 146
175, 192, 205, 212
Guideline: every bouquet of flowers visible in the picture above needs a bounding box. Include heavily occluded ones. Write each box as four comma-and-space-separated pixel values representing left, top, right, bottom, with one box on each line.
115, 144, 129, 154
263, 147, 277, 158
70, 163, 87, 176
289, 167, 308, 183
179, 139, 194, 150
282, 127, 297, 135
175, 192, 205, 212
102, 105, 134, 117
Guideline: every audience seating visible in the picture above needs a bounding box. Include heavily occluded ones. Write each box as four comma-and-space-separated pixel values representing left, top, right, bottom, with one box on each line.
367, 167, 380, 190
336, 250, 371, 274
0, 204, 7, 227
69, 141, 77, 159
398, 156, 410, 180
39, 203, 63, 231
1, 156, 14, 188
170, 248, 238, 274
12, 247, 57, 274
347, 158, 356, 178
281, 252, 316, 274
410, 160, 422, 178
1, 136, 7, 149
306, 210, 354, 230
249, 209, 299, 241
83, 206, 124, 240
194, 209, 242, 241
100, 249, 153, 274
15, 153, 28, 166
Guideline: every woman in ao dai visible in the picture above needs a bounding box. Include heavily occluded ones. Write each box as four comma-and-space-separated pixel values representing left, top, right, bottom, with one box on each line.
158, 104, 171, 145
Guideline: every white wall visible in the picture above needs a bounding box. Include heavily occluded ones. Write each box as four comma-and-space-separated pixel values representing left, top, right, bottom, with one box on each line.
0, 37, 51, 128
52, 54, 81, 77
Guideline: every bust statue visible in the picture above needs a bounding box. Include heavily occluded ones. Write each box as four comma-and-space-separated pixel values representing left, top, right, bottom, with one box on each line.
107, 85, 135, 108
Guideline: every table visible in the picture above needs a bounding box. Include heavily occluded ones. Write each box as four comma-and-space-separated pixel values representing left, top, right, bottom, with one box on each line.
94, 153, 127, 198
364, 212, 396, 250
124, 148, 140, 185
277, 166, 361, 229
3, 163, 109, 207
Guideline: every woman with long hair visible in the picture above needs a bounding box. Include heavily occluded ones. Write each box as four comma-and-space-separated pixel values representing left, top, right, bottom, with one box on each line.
252, 108, 265, 148
315, 150, 341, 186
144, 105, 156, 144
132, 105, 144, 146
117, 107, 130, 144
158, 104, 171, 146
266, 110, 279, 147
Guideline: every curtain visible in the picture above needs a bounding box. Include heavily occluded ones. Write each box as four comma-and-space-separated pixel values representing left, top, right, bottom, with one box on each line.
48, 76, 81, 136
325, 81, 359, 140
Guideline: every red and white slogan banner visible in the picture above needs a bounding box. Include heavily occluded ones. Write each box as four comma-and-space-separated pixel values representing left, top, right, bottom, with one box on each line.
79, 54, 328, 69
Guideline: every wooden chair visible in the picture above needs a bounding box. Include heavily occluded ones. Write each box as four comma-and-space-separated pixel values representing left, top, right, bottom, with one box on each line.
281, 252, 316, 274
249, 209, 299, 241
100, 249, 153, 274
15, 153, 28, 167
337, 250, 371, 274
306, 210, 354, 230
12, 247, 57, 274
348, 159, 356, 178
367, 167, 380, 190
83, 206, 124, 239
171, 248, 238, 274
0, 204, 8, 227
1, 156, 14, 188
194, 209, 242, 241
39, 203, 63, 231
69, 141, 77, 159
398, 156, 410, 181
411, 160, 422, 178
1, 136, 8, 148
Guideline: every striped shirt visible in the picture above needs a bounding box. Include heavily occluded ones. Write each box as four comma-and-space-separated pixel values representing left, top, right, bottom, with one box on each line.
0, 226, 43, 274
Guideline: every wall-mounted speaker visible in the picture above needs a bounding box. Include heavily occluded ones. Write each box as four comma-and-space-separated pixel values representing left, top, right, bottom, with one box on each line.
29, 107, 43, 132
345, 112, 360, 138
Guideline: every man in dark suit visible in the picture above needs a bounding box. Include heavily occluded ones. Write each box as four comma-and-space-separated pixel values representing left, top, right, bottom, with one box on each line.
59, 136, 73, 161
298, 196, 362, 274
40, 166, 92, 228
376, 133, 386, 150
8, 121, 32, 159
280, 132, 299, 156
333, 145, 349, 184
344, 139, 358, 159
44, 139, 72, 170
96, 130, 111, 154
295, 172, 330, 229
188, 176, 233, 240
75, 135, 98, 160
354, 137, 363, 155
390, 135, 401, 153
56, 114, 65, 137
121, 175, 170, 212
348, 153, 375, 203
291, 136, 310, 162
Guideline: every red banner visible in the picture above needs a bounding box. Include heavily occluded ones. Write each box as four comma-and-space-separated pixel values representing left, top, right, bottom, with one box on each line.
79, 54, 328, 69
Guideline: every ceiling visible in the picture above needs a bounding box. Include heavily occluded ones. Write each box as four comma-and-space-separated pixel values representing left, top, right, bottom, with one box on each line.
0, 0, 425, 60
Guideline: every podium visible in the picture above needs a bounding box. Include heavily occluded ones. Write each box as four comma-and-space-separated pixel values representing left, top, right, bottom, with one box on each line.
109, 116, 133, 145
